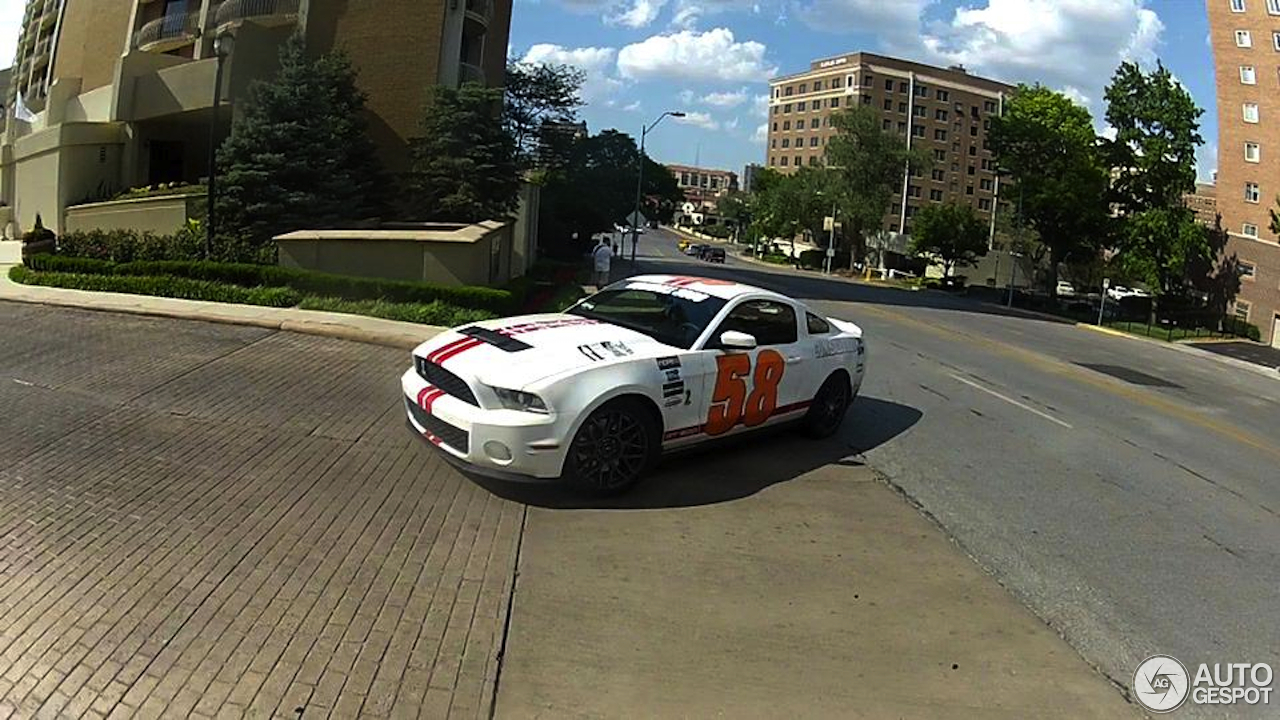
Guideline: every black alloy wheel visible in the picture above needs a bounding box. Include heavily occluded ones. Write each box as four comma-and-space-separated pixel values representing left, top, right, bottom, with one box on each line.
565, 400, 655, 494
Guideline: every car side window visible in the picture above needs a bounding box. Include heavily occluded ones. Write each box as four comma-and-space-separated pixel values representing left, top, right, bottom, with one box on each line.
806, 312, 831, 335
714, 300, 798, 346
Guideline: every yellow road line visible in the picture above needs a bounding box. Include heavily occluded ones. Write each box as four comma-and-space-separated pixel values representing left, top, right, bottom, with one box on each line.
855, 303, 1280, 461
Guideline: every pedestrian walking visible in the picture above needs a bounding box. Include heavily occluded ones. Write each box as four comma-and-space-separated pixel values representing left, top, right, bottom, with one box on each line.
593, 238, 613, 287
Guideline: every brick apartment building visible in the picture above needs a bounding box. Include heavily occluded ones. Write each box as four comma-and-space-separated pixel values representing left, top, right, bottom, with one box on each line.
1207, 0, 1280, 346
2, 0, 511, 236
765, 52, 1014, 243
667, 163, 738, 223
1186, 181, 1219, 227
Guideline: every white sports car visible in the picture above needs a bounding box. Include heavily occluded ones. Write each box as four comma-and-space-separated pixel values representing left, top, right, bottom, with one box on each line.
401, 274, 866, 493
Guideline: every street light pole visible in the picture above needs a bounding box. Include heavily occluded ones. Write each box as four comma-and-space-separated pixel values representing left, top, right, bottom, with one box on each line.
206, 32, 235, 259
631, 110, 685, 263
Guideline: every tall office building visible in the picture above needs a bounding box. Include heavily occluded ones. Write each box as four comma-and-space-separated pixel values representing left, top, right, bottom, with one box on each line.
0, 0, 512, 235
765, 52, 1013, 240
741, 162, 762, 193
1207, 0, 1280, 346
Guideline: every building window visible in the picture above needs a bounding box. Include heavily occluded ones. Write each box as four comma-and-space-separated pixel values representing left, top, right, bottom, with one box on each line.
784, 103, 792, 113
1270, 0, 1280, 12
1234, 301, 1251, 322
914, 84, 929, 97
809, 156, 820, 166
970, 125, 979, 136
935, 109, 948, 121
810, 136, 819, 147
906, 205, 918, 218
936, 89, 949, 101
899, 81, 909, 93
862, 74, 873, 87
831, 96, 840, 108
980, 178, 993, 191
1246, 182, 1261, 202
967, 165, 976, 175
933, 149, 946, 161
1240, 65, 1257, 84
1274, 31, 1280, 49
862, 94, 872, 105
978, 198, 992, 211
799, 83, 807, 94
882, 118, 892, 130
785, 86, 793, 96
898, 121, 907, 134
1243, 223, 1260, 237
898, 102, 908, 113
782, 138, 790, 148
981, 158, 993, 170
984, 101, 996, 112
883, 98, 893, 110
931, 169, 945, 181
930, 189, 944, 201
1244, 103, 1260, 122
912, 124, 926, 137
1238, 261, 1257, 279
797, 100, 807, 111
1237, 29, 1253, 47
969, 146, 978, 156
884, 78, 894, 91
934, 129, 947, 141
768, 157, 775, 167
1246, 141, 1261, 162
795, 156, 802, 167
771, 122, 777, 131
780, 156, 789, 166
1232, 0, 1246, 10
971, 105, 980, 118
908, 185, 922, 198
966, 185, 975, 195
783, 120, 790, 130
811, 118, 819, 129
770, 139, 776, 148
913, 105, 927, 117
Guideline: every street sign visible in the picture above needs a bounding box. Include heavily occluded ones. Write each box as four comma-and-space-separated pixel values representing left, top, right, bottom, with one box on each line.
823, 216, 835, 231
826, 247, 836, 257
627, 211, 648, 228
1103, 278, 1110, 289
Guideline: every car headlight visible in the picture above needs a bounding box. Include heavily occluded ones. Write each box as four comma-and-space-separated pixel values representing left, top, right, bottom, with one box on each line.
491, 387, 549, 414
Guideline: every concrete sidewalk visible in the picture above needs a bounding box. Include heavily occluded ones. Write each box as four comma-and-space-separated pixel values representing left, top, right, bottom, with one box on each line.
493, 462, 1138, 719
0, 263, 442, 349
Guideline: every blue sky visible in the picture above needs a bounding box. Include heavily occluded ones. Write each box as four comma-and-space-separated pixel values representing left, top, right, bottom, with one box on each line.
510, 0, 1219, 182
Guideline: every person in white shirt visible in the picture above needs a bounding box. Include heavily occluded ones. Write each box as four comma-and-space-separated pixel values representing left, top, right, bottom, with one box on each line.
592, 238, 613, 287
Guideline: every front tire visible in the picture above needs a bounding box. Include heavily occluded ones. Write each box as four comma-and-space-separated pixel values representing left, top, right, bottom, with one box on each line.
801, 373, 851, 438
562, 399, 658, 495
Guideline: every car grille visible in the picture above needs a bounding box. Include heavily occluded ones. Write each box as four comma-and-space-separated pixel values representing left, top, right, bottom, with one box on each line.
405, 398, 470, 454
415, 357, 479, 406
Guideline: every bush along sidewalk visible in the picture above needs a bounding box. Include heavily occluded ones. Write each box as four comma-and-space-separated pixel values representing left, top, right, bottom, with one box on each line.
10, 260, 501, 327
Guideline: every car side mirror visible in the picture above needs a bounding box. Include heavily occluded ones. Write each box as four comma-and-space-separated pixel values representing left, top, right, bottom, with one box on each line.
718, 330, 757, 349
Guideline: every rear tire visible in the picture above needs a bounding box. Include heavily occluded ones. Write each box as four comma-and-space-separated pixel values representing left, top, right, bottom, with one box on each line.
562, 398, 659, 495
801, 373, 851, 438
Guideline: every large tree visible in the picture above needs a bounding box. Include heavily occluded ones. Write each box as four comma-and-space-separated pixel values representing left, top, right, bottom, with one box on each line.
1104, 61, 1206, 298
823, 106, 925, 268
215, 34, 386, 247
910, 202, 989, 277
988, 84, 1111, 297
503, 62, 586, 169
403, 83, 520, 222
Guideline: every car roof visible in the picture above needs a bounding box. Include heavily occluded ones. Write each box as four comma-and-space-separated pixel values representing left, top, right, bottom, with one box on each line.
622, 274, 787, 301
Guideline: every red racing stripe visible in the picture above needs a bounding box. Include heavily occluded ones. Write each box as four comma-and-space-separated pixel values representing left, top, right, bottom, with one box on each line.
416, 385, 435, 407
427, 337, 473, 362
433, 338, 483, 365
423, 388, 446, 413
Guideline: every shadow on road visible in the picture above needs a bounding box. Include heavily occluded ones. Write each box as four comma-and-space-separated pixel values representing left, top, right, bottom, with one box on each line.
624, 250, 1075, 326
472, 396, 922, 510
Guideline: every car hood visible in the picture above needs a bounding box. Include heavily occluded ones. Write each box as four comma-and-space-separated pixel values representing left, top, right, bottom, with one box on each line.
413, 313, 679, 389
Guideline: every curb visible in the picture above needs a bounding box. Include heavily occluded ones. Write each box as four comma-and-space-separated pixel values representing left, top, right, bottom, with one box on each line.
1076, 319, 1280, 380
1, 266, 443, 350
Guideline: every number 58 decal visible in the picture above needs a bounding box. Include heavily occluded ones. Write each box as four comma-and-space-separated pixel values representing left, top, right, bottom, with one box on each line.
705, 349, 785, 436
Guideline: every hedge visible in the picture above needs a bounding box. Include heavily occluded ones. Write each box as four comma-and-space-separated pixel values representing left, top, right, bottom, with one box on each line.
1222, 317, 1262, 342
25, 254, 514, 313
9, 266, 300, 307
297, 297, 496, 326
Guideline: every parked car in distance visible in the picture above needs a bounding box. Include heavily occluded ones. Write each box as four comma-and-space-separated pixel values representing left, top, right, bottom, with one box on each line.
704, 247, 726, 263
685, 244, 707, 257
1056, 280, 1076, 297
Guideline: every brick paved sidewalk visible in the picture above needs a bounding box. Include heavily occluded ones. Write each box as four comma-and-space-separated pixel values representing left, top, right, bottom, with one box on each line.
0, 302, 521, 719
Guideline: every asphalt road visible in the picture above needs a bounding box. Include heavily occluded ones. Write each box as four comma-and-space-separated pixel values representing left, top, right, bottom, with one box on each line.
632, 228, 1280, 718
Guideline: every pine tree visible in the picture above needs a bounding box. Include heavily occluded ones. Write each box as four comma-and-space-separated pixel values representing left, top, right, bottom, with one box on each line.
403, 83, 520, 223
215, 34, 386, 247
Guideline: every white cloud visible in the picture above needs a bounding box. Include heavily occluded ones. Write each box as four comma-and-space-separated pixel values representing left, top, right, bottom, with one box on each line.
1061, 86, 1091, 107
1196, 140, 1217, 184
618, 28, 777, 83
522, 44, 623, 102
701, 88, 748, 107
675, 111, 721, 130
725, 117, 740, 131
671, 0, 759, 28
796, 0, 929, 41
678, 89, 696, 104
918, 0, 1164, 117
751, 94, 770, 118
623, 100, 643, 111
608, 0, 668, 27
752, 123, 768, 144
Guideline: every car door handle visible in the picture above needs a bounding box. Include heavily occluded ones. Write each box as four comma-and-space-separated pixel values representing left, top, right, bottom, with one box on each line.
785, 355, 803, 363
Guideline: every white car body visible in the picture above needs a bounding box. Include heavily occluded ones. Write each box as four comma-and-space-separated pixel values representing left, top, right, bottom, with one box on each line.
401, 274, 866, 481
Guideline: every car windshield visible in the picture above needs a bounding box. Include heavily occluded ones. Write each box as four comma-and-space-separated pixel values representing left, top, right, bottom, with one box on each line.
567, 287, 726, 349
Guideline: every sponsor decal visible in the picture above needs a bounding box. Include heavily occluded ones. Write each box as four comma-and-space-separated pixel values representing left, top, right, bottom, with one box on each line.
1133, 656, 1273, 714
578, 340, 634, 361
664, 368, 681, 381
663, 396, 683, 407
656, 356, 681, 370
814, 337, 860, 358
662, 380, 685, 398
661, 399, 812, 442
624, 280, 712, 302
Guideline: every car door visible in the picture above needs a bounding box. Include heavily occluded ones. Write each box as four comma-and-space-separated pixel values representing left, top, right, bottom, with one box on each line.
694, 297, 809, 439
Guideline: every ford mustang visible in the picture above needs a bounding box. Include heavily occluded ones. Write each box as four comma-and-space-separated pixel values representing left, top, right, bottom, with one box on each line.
401, 274, 866, 494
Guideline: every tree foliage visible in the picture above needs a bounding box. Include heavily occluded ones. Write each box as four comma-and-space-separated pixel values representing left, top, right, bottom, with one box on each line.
403, 83, 520, 223
503, 62, 586, 168
988, 84, 1111, 295
1104, 61, 1206, 297
216, 34, 386, 245
747, 167, 835, 260
823, 106, 926, 267
910, 202, 989, 277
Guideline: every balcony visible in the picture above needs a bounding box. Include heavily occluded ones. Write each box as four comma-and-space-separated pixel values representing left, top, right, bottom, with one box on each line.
214, 0, 301, 31
134, 12, 203, 53
459, 62, 485, 85
464, 0, 492, 24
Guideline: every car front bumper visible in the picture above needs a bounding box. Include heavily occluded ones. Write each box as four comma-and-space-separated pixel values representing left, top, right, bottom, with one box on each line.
400, 369, 569, 480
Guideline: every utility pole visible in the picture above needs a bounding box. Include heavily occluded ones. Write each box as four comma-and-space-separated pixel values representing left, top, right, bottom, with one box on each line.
631, 110, 685, 263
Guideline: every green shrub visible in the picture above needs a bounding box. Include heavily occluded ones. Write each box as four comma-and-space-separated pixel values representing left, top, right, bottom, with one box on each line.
25, 253, 114, 274
8, 266, 300, 307
760, 253, 791, 265
1222, 317, 1262, 341
57, 227, 203, 262
699, 224, 732, 239
298, 297, 496, 326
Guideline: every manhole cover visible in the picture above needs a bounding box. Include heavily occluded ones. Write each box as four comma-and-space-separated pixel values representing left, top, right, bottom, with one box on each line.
1076, 363, 1182, 388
